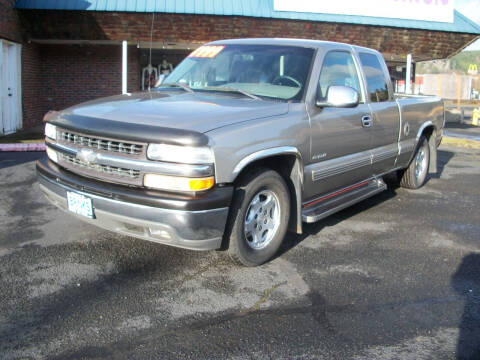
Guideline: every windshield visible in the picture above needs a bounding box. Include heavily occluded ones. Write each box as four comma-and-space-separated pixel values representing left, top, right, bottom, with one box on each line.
158, 44, 314, 101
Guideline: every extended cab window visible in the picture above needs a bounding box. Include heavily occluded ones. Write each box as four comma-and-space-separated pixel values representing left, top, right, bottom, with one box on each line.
359, 53, 390, 102
318, 51, 362, 101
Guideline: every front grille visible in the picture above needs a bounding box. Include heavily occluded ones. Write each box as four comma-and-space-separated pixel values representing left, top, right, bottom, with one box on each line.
61, 131, 144, 156
60, 153, 141, 180
55, 128, 147, 186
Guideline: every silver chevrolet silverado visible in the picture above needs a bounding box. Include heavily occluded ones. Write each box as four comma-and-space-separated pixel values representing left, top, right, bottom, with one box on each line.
37, 38, 444, 266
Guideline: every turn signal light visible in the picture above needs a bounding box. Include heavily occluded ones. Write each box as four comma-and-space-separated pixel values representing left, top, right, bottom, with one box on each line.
188, 177, 215, 191
144, 174, 215, 192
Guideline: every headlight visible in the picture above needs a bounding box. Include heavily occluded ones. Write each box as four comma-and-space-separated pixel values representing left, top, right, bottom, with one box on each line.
46, 147, 58, 163
45, 123, 57, 140
147, 143, 214, 164
144, 174, 214, 192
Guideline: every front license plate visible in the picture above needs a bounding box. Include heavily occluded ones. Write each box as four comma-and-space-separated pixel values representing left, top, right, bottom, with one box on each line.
67, 191, 94, 219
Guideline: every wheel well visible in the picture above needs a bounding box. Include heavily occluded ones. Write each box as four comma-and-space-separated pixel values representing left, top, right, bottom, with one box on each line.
234, 155, 296, 182
233, 154, 302, 234
421, 125, 434, 140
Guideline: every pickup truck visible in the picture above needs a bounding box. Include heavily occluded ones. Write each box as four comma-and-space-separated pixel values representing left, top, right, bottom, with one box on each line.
37, 38, 444, 266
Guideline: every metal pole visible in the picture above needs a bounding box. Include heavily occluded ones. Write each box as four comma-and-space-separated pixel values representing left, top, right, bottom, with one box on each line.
122, 41, 128, 94
405, 54, 412, 94
456, 73, 461, 111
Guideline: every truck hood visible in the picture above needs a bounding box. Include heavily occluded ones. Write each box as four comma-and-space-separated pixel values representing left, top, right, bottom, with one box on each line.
63, 91, 289, 134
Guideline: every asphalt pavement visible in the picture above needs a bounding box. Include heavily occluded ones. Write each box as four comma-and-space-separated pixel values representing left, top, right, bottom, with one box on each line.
0, 146, 479, 360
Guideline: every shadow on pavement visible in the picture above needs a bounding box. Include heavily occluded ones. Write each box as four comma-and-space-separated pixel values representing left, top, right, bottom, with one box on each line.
0, 152, 44, 170
452, 253, 480, 360
430, 149, 455, 180
278, 187, 398, 257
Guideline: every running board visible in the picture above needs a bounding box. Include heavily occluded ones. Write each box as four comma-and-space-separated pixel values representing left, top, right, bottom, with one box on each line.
302, 178, 387, 223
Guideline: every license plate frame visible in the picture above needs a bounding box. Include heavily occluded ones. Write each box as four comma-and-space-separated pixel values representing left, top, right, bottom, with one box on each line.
66, 191, 95, 219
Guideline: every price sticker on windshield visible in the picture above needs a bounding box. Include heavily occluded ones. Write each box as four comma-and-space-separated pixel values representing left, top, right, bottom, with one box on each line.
188, 45, 225, 58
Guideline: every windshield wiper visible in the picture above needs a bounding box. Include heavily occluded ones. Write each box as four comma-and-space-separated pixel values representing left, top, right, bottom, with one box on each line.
204, 86, 260, 100
160, 82, 194, 93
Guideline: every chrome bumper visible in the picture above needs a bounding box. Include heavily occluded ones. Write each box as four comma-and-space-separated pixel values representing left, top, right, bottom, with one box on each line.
37, 159, 231, 251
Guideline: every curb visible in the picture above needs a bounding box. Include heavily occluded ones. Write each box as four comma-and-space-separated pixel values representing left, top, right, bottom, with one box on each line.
442, 137, 480, 150
0, 143, 45, 152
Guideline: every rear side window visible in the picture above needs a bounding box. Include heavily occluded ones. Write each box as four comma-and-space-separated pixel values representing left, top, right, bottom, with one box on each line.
359, 53, 389, 102
318, 51, 362, 101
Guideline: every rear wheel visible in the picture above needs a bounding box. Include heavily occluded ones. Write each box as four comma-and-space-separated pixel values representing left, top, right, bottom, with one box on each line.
399, 136, 430, 189
226, 168, 290, 267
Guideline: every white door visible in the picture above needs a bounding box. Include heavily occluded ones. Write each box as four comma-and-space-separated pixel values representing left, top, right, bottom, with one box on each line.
0, 40, 22, 135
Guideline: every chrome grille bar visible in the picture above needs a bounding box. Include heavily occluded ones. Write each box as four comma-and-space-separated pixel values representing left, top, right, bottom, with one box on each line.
61, 131, 144, 156
60, 153, 141, 179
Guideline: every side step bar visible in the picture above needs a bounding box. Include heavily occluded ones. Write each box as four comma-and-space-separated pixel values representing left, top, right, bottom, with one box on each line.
302, 178, 387, 223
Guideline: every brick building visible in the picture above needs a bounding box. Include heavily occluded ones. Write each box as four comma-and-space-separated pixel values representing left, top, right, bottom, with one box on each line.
0, 0, 479, 134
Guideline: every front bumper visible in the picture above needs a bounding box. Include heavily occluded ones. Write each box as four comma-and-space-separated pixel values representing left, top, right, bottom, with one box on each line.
36, 157, 233, 250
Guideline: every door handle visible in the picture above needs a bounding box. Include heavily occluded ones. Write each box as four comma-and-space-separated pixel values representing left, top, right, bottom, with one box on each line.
361, 115, 372, 128
8, 94, 12, 97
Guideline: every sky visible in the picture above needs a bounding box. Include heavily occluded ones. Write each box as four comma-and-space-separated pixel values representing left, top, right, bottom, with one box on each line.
455, 0, 480, 50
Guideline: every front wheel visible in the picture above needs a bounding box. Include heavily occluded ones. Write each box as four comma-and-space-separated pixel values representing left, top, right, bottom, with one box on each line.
226, 168, 290, 267
399, 136, 430, 189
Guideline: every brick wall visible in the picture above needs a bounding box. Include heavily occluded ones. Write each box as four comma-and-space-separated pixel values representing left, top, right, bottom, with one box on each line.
127, 45, 140, 93
40, 44, 139, 113
0, 0, 21, 42
21, 42, 43, 128
19, 10, 479, 61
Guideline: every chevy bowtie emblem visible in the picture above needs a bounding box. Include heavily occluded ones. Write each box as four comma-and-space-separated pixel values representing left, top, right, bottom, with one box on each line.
76, 149, 98, 164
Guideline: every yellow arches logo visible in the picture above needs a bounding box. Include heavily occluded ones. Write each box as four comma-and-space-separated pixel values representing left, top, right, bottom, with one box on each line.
468, 64, 478, 75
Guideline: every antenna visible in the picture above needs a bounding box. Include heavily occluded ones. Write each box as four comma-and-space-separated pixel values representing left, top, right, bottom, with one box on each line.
148, 12, 155, 91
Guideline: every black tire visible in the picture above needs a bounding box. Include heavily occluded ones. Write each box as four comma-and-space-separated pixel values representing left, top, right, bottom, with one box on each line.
399, 136, 430, 189
225, 168, 290, 267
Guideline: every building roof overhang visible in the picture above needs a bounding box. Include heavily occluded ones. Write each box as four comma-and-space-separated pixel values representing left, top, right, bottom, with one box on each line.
15, 0, 480, 35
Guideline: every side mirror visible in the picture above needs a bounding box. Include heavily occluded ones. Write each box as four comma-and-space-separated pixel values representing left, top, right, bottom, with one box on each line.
316, 85, 359, 108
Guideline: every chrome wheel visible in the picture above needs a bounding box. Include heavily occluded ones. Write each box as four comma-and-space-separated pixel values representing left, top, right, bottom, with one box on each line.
414, 146, 427, 180
244, 190, 281, 250
399, 136, 430, 190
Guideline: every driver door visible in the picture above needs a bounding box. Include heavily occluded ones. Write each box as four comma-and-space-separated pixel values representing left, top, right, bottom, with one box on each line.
304, 50, 374, 201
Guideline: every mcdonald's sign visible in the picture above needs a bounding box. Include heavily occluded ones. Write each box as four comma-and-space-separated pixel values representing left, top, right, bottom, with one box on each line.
468, 64, 478, 75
